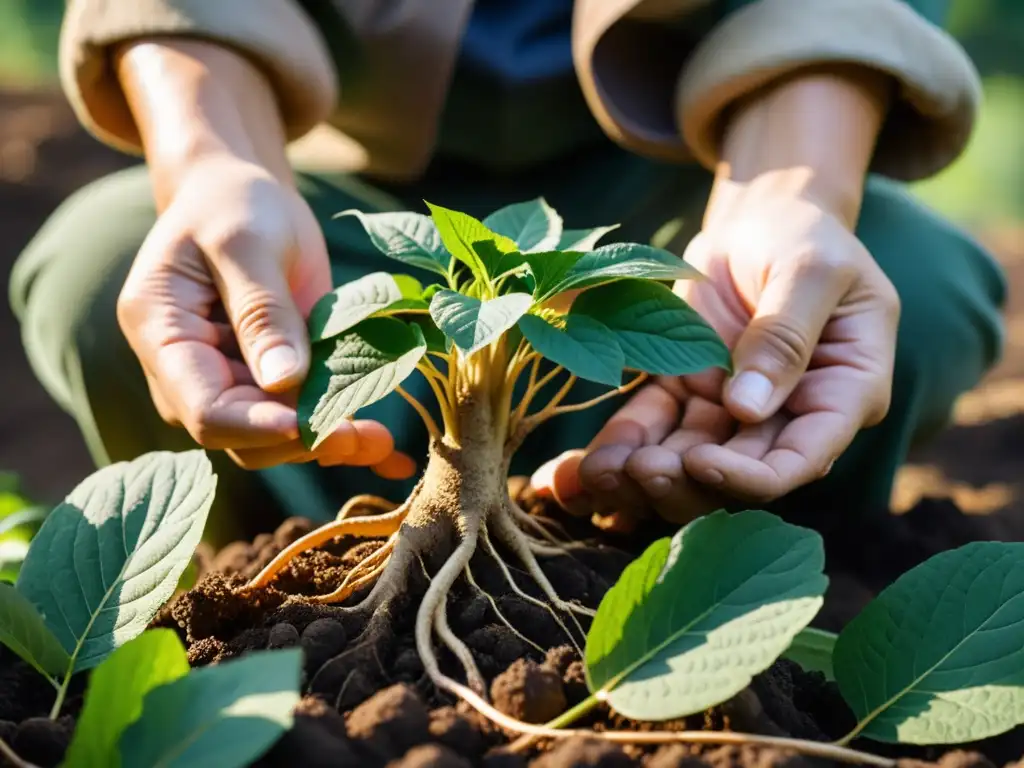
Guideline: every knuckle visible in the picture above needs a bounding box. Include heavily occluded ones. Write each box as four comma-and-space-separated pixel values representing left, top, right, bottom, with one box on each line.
752, 318, 811, 370
116, 285, 150, 332
231, 289, 290, 344
183, 406, 221, 449
201, 212, 289, 261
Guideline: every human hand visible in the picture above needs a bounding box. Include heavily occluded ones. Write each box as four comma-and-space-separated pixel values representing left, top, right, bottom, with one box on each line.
533, 188, 900, 526
113, 39, 413, 477
118, 153, 414, 476
532, 65, 897, 529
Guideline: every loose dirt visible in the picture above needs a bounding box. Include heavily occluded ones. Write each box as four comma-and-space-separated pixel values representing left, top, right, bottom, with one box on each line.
4, 485, 1024, 768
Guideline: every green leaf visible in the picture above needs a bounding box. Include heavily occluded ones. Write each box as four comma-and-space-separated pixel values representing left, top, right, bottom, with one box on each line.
425, 202, 517, 282
545, 242, 701, 297
494, 250, 585, 299
585, 510, 827, 721
16, 451, 216, 672
572, 281, 731, 376
119, 648, 302, 768
483, 197, 562, 252
429, 290, 532, 356
557, 224, 620, 252
338, 210, 450, 276
408, 317, 450, 354
519, 314, 623, 387
0, 582, 69, 679
300, 317, 427, 449
783, 628, 836, 681
63, 629, 190, 768
833, 541, 1024, 745
307, 272, 405, 342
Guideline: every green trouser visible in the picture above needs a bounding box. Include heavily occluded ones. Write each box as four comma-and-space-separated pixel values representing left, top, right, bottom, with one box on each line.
9, 144, 1007, 542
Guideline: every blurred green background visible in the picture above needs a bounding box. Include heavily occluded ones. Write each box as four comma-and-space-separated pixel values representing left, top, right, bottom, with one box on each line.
1, 0, 1022, 231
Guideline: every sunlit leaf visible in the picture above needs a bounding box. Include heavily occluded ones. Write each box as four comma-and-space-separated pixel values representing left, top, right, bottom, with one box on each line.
307, 272, 405, 342
834, 541, 1024, 744
425, 202, 517, 282
586, 510, 827, 721
300, 318, 427, 449
338, 210, 450, 276
545, 242, 700, 297
429, 290, 532, 356
483, 197, 562, 252
17, 451, 215, 672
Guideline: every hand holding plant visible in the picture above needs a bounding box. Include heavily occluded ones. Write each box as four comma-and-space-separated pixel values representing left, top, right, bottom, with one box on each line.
111, 39, 411, 477
534, 186, 900, 522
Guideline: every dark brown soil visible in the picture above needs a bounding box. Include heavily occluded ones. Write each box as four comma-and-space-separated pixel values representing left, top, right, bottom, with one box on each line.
4, 486, 1024, 768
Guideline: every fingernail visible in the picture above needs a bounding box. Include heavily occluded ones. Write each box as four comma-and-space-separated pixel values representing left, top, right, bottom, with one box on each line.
642, 476, 672, 499
730, 371, 773, 414
259, 345, 299, 387
593, 473, 619, 492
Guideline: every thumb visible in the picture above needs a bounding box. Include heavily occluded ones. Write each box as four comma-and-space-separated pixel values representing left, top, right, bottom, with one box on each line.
213, 240, 311, 393
726, 261, 851, 422
530, 450, 587, 512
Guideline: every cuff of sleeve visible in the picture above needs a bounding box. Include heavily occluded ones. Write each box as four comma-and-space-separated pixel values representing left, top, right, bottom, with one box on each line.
676, 0, 982, 181
59, 0, 339, 155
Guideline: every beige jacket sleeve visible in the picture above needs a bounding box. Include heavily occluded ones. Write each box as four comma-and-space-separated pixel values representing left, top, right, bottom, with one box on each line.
59, 0, 339, 155
575, 0, 982, 181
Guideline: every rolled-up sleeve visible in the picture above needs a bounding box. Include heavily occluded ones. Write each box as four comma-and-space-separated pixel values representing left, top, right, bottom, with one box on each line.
677, 0, 982, 181
60, 0, 339, 154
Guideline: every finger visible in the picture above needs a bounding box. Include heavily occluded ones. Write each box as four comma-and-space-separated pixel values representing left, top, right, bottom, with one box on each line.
316, 420, 395, 467
588, 382, 683, 450
719, 413, 787, 459
371, 452, 418, 481
154, 345, 299, 448
227, 439, 312, 470
684, 410, 857, 502
206, 230, 311, 393
624, 398, 733, 522
122, 228, 298, 450
530, 450, 589, 515
579, 444, 650, 519
725, 260, 853, 423
578, 383, 682, 510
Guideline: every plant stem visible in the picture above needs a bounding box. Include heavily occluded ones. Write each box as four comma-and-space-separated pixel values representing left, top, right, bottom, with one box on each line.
547, 372, 647, 417
396, 386, 441, 439
0, 736, 39, 768
543, 693, 601, 729
48, 673, 71, 720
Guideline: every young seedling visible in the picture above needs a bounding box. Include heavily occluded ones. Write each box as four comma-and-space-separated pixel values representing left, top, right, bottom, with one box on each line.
245, 198, 732, 702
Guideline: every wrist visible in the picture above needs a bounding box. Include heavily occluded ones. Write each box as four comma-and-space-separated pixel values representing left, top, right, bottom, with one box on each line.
115, 39, 293, 208
707, 64, 893, 230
